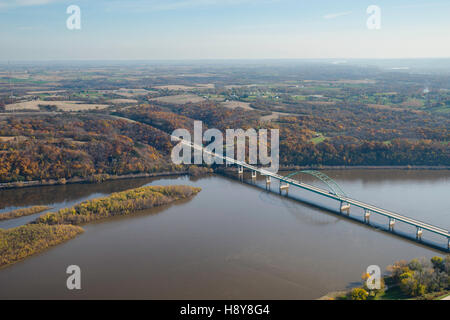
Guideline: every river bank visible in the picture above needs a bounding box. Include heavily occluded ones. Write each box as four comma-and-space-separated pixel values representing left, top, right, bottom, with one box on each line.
0, 171, 188, 190
278, 165, 450, 171
1, 165, 448, 191
319, 285, 450, 300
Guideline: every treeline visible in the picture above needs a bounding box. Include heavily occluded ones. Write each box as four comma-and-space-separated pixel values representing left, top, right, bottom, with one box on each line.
0, 224, 84, 267
0, 206, 49, 221
35, 185, 201, 225
279, 135, 449, 166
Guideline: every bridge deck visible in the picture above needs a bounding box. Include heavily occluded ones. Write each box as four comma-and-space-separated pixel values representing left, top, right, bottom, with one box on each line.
178, 138, 450, 239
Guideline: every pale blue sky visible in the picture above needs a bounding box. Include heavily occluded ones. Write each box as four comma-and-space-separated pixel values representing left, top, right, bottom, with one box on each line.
0, 0, 449, 60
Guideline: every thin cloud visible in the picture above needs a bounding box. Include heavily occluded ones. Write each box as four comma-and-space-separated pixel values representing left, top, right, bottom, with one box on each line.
0, 0, 62, 9
107, 0, 279, 12
323, 11, 352, 20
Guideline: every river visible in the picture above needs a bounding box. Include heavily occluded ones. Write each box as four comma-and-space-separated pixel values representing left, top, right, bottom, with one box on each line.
0, 170, 449, 299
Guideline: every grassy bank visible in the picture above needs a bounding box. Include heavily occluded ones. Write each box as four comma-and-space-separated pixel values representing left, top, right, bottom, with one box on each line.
0, 206, 50, 221
35, 185, 201, 225
0, 224, 84, 268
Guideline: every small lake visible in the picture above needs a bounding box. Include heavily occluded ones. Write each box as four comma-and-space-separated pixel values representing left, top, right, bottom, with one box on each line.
0, 170, 449, 299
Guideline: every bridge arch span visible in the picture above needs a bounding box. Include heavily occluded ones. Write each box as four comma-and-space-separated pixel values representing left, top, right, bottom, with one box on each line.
283, 170, 347, 198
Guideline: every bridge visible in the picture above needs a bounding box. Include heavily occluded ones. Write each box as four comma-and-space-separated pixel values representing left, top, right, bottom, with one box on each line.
175, 137, 450, 252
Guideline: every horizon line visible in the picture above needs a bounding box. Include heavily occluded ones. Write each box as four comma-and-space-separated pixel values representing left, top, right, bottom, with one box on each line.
1, 57, 450, 63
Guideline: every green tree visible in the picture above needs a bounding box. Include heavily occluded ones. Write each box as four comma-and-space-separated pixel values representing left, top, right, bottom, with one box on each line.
431, 256, 444, 272
386, 260, 410, 281
350, 288, 369, 300
362, 272, 385, 297
400, 272, 427, 297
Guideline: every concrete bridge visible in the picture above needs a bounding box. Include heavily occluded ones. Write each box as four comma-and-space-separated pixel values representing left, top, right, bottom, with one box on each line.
176, 137, 450, 252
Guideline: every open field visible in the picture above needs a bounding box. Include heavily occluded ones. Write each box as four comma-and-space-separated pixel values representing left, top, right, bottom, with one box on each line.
220, 100, 253, 110
401, 98, 425, 108
98, 88, 154, 97
27, 90, 67, 94
260, 111, 293, 121
150, 94, 205, 104
108, 98, 138, 104
0, 136, 29, 143
153, 84, 214, 90
224, 84, 261, 89
303, 79, 377, 84
5, 100, 109, 111
367, 104, 404, 112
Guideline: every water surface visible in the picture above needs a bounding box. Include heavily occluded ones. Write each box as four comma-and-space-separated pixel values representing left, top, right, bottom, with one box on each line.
0, 170, 449, 299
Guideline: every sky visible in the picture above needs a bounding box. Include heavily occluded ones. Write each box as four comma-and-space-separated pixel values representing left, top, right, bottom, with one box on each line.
0, 0, 449, 60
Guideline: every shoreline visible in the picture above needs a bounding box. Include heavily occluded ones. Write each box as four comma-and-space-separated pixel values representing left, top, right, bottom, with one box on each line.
1, 165, 449, 191
317, 290, 350, 300
277, 165, 450, 171
0, 171, 188, 190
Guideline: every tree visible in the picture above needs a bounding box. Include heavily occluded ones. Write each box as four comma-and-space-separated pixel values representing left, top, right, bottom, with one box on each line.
400, 271, 427, 297
431, 256, 444, 272
386, 260, 409, 280
350, 288, 369, 300
362, 272, 385, 297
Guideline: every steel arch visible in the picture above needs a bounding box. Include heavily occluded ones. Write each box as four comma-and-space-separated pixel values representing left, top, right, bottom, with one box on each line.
284, 170, 347, 198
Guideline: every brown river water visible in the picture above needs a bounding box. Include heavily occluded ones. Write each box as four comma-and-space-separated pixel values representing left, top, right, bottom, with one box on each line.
0, 170, 449, 299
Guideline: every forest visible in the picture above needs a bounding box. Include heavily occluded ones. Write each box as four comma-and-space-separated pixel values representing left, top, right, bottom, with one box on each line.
118, 102, 449, 167
0, 115, 179, 183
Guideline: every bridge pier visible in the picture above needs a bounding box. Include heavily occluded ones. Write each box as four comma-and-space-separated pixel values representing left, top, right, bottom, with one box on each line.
252, 171, 257, 179
340, 202, 350, 215
279, 182, 289, 195
364, 210, 371, 223
389, 218, 396, 231
265, 176, 271, 190
238, 166, 243, 174
416, 227, 423, 241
